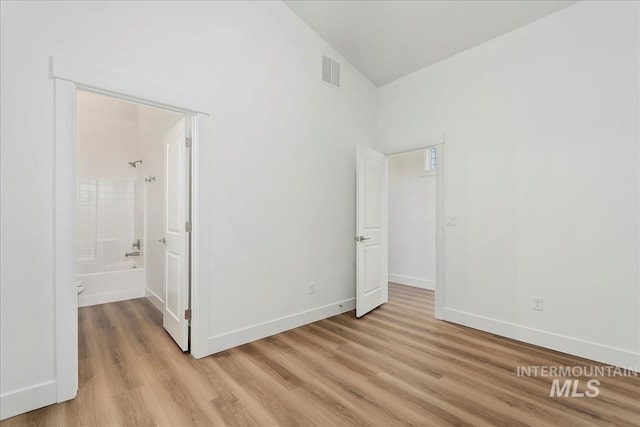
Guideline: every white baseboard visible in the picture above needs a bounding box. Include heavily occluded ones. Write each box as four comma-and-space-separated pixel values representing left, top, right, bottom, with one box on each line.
78, 288, 145, 307
443, 308, 640, 371
389, 274, 435, 290
144, 287, 164, 312
196, 298, 355, 358
0, 380, 56, 421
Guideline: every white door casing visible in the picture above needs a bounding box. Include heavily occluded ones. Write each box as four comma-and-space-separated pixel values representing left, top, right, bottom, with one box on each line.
356, 145, 389, 317
46, 57, 208, 423
163, 118, 190, 350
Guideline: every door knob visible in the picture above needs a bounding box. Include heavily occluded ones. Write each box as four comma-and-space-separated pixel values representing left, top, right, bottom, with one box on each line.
158, 237, 166, 244
353, 235, 371, 242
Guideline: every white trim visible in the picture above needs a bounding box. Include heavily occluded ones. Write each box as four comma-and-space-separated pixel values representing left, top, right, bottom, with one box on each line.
78, 288, 145, 308
54, 78, 78, 404
383, 131, 444, 156
51, 57, 212, 417
145, 287, 164, 312
50, 57, 209, 115
189, 113, 212, 359
443, 308, 640, 371
434, 143, 444, 319
320, 79, 341, 91
389, 274, 435, 290
637, 0, 640, 381
197, 298, 355, 358
0, 381, 57, 421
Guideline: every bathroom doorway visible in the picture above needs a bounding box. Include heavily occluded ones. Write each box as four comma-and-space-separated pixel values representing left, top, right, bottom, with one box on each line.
76, 90, 191, 350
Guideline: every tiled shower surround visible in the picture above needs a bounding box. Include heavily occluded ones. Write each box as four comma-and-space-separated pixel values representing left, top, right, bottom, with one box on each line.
77, 177, 140, 272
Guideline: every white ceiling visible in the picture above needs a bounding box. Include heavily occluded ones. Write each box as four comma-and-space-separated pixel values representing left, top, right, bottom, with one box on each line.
285, 0, 578, 86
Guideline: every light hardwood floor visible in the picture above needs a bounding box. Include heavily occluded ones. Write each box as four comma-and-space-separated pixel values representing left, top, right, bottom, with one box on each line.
2, 284, 639, 426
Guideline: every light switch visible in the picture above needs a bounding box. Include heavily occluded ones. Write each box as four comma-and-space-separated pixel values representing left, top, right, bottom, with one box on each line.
446, 216, 457, 226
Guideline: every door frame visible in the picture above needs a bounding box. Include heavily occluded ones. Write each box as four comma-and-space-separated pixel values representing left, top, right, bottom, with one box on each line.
51, 56, 210, 402
383, 143, 445, 319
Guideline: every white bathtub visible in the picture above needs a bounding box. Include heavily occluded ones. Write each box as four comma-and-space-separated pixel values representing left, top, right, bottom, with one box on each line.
78, 268, 145, 307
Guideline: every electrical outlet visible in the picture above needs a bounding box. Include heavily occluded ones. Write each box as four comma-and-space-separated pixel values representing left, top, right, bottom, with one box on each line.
533, 297, 544, 311
446, 216, 457, 226
309, 282, 316, 295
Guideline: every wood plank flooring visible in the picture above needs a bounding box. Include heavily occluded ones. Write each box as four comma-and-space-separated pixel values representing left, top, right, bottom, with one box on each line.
2, 284, 639, 426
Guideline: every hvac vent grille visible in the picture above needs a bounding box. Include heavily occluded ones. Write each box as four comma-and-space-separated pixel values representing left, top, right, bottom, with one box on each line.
322, 55, 340, 88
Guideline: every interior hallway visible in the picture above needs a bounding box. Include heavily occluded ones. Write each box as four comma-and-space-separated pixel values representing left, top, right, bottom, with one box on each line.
3, 284, 638, 426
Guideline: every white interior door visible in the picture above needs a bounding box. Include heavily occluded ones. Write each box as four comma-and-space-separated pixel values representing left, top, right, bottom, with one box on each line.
356, 145, 388, 317
162, 118, 190, 350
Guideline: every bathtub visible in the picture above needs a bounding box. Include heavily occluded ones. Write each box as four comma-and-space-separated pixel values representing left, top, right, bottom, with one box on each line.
78, 268, 145, 307
77, 258, 140, 275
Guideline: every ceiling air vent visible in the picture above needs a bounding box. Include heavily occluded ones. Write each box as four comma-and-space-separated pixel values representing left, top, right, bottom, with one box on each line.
322, 55, 340, 88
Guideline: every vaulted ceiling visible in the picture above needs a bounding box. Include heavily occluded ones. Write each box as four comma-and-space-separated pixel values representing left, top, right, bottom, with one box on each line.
285, 0, 578, 86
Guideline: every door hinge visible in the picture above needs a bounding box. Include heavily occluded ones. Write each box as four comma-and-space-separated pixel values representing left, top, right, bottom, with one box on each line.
185, 221, 192, 232
185, 137, 192, 148
184, 309, 192, 321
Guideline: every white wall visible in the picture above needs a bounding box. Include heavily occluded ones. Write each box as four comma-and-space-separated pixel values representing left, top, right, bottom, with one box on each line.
137, 105, 184, 311
378, 1, 639, 368
77, 91, 139, 180
388, 150, 436, 289
76, 91, 141, 275
76, 92, 153, 306
0, 0, 376, 419
77, 92, 183, 308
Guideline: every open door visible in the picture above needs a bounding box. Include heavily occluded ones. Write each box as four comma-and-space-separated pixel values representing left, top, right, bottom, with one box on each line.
356, 145, 388, 317
161, 118, 190, 350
